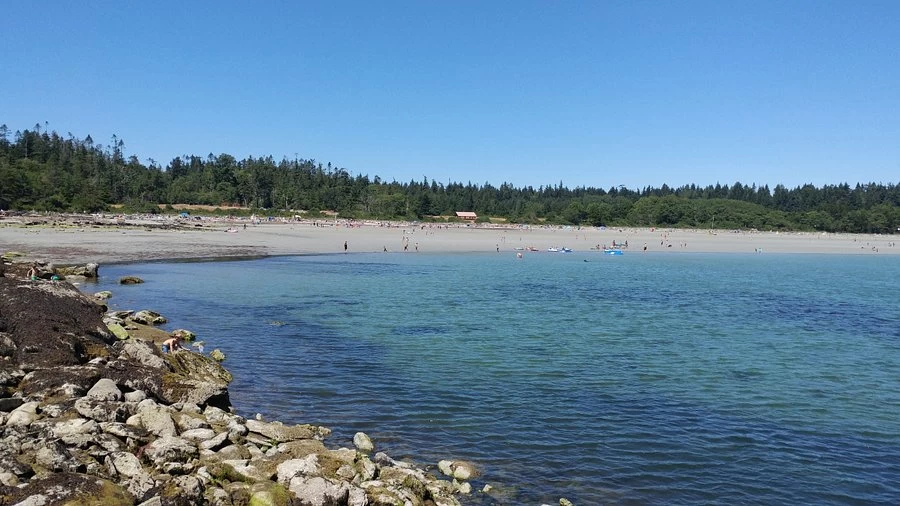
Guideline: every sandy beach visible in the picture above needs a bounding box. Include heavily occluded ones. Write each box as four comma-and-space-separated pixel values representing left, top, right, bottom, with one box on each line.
1, 214, 898, 265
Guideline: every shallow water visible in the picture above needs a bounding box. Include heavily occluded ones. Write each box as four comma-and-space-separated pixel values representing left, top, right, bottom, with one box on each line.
89, 252, 900, 505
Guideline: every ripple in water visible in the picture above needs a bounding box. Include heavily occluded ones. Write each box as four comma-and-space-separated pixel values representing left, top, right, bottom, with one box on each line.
89, 253, 900, 505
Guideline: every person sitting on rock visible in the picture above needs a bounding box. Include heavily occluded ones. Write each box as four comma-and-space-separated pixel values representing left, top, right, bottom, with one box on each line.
161, 336, 182, 354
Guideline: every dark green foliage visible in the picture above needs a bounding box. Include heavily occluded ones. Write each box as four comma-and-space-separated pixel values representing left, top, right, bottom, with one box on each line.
0, 123, 898, 233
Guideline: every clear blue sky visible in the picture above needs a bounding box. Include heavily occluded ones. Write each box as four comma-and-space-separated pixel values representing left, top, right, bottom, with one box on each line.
2, 1, 898, 191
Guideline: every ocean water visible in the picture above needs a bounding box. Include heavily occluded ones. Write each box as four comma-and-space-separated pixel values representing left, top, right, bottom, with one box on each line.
86, 252, 900, 505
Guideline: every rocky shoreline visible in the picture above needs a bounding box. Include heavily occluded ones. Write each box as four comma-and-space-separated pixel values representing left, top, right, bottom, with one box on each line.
0, 258, 572, 505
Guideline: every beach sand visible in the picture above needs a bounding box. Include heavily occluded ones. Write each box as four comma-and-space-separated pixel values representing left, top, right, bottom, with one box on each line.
1, 215, 898, 265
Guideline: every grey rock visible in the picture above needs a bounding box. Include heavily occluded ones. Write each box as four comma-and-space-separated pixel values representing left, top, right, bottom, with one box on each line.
132, 309, 166, 325
180, 427, 216, 442
288, 476, 350, 506
107, 451, 144, 478
124, 390, 147, 403
143, 436, 198, 465
137, 399, 176, 437
353, 431, 374, 454
216, 444, 250, 461
86, 378, 122, 401
199, 431, 228, 451
100, 421, 150, 441
172, 411, 210, 432
172, 474, 203, 501
74, 396, 124, 422
51, 417, 97, 437
276, 454, 320, 484
34, 441, 76, 472
246, 419, 331, 443
6, 401, 40, 426
118, 339, 167, 370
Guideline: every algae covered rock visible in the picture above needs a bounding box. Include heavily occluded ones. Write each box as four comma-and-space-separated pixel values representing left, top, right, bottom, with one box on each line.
106, 322, 129, 340
210, 348, 226, 362
118, 276, 143, 284
132, 309, 167, 325
0, 473, 133, 505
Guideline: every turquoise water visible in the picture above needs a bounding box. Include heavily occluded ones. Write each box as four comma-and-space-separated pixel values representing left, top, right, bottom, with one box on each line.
88, 252, 900, 505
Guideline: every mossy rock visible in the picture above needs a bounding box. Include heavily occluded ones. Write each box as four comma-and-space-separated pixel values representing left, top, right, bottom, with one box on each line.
107, 322, 130, 340
210, 349, 226, 362
119, 276, 144, 285
248, 482, 292, 506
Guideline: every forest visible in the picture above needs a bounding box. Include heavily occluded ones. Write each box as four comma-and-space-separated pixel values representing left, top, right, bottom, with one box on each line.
1, 123, 899, 234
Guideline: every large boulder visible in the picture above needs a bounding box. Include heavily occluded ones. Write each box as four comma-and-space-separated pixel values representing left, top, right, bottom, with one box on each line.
245, 420, 331, 443
0, 277, 114, 370
0, 473, 133, 505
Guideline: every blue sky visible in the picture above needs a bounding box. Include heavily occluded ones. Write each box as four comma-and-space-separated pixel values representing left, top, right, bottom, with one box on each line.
2, 1, 898, 190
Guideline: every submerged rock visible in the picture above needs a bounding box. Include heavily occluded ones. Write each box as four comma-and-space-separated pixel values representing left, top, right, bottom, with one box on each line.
119, 276, 144, 284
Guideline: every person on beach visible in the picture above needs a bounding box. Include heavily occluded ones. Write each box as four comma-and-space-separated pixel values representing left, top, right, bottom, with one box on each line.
161, 336, 182, 353
344, 241, 348, 252
27, 264, 38, 280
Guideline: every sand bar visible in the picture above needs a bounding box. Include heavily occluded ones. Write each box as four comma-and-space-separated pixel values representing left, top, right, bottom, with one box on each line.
1, 214, 898, 265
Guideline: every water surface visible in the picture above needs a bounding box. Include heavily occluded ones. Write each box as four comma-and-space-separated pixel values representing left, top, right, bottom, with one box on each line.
89, 252, 900, 505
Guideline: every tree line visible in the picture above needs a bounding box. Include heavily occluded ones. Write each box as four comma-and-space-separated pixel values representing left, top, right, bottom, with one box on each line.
1, 123, 898, 233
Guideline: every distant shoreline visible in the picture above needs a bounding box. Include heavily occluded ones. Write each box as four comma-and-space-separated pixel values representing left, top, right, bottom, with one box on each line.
1, 212, 898, 266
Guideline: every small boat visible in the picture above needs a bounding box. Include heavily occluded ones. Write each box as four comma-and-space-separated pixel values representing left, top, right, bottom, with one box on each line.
604, 249, 623, 255
560, 247, 573, 253
548, 247, 559, 252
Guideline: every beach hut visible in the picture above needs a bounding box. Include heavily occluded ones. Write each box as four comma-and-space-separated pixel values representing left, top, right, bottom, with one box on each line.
455, 211, 478, 221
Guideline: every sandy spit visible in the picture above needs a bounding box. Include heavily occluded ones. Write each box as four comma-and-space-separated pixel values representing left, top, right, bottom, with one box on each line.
1, 214, 898, 265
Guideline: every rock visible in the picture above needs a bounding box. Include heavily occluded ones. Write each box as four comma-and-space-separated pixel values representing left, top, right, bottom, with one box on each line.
107, 451, 144, 478
51, 417, 98, 437
248, 481, 293, 506
99, 421, 151, 442
119, 276, 144, 284
0, 473, 133, 505
6, 400, 41, 426
438, 459, 479, 480
172, 411, 210, 432
0, 277, 114, 370
132, 309, 166, 325
224, 459, 275, 482
74, 396, 124, 422
288, 476, 350, 506
117, 338, 167, 370
94, 290, 113, 300
159, 352, 233, 411
199, 431, 229, 451
0, 332, 16, 358
143, 435, 198, 465
56, 263, 99, 278
170, 329, 196, 341
209, 349, 226, 362
180, 427, 216, 442
276, 454, 320, 484
34, 440, 77, 472
137, 399, 177, 437
86, 378, 123, 401
0, 397, 24, 412
124, 390, 147, 403
560, 498, 574, 506
172, 475, 204, 502
106, 322, 129, 340
216, 444, 251, 461
353, 431, 374, 454
246, 419, 331, 443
